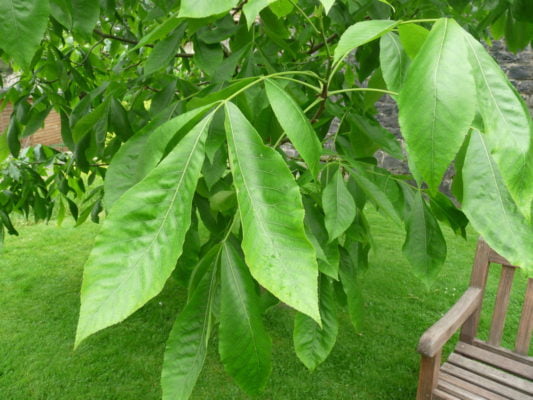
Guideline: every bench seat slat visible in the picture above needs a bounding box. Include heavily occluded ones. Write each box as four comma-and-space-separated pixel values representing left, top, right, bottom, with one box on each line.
455, 341, 533, 379
441, 363, 530, 399
433, 388, 462, 400
439, 372, 509, 400
472, 339, 533, 367
447, 353, 533, 395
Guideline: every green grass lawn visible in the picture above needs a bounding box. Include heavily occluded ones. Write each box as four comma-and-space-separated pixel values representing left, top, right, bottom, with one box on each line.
0, 211, 529, 400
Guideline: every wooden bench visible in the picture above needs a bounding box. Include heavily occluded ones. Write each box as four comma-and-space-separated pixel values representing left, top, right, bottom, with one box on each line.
416, 239, 533, 400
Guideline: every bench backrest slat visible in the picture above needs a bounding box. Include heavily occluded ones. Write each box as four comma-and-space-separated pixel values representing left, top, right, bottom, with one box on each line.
488, 266, 516, 346
516, 279, 533, 355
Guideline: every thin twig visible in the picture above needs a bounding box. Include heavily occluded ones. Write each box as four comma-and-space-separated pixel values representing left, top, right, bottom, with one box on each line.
93, 29, 193, 58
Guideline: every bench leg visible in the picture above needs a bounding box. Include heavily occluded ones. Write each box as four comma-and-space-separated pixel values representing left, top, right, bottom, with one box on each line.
416, 351, 441, 400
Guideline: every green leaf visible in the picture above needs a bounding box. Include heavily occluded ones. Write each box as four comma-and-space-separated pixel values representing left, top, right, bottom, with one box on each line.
402, 192, 447, 284
0, 133, 9, 162
293, 275, 338, 371
219, 239, 272, 395
339, 245, 366, 331
379, 32, 409, 94
333, 20, 398, 65
0, 0, 50, 68
72, 0, 100, 36
72, 101, 109, 143
464, 31, 533, 221
193, 40, 224, 76
134, 15, 182, 50
345, 163, 402, 224
179, 0, 238, 19
398, 23, 429, 59
322, 167, 356, 242
104, 105, 212, 210
76, 114, 213, 346
7, 119, 20, 158
265, 79, 322, 177
243, 0, 277, 28
225, 102, 320, 324
398, 18, 475, 191
303, 197, 340, 280
348, 114, 403, 159
145, 25, 186, 75
319, 0, 336, 14
460, 131, 533, 272
162, 264, 217, 400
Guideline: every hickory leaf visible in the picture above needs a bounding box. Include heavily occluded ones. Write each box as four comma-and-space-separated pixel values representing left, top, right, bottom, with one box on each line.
402, 192, 447, 284
161, 265, 217, 400
398, 18, 475, 191
379, 32, 409, 94
225, 102, 321, 324
219, 239, 272, 395
460, 131, 533, 272
293, 275, 338, 371
464, 31, 533, 221
76, 113, 213, 346
179, 0, 239, 19
104, 105, 213, 209
0, 0, 50, 68
334, 20, 398, 65
322, 167, 356, 242
265, 79, 322, 177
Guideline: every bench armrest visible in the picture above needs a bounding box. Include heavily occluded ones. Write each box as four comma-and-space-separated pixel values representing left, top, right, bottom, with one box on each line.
418, 287, 483, 357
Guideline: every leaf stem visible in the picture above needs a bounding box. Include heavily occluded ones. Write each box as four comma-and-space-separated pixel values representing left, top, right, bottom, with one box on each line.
288, 0, 321, 34
272, 76, 322, 93
399, 18, 438, 25
329, 87, 398, 96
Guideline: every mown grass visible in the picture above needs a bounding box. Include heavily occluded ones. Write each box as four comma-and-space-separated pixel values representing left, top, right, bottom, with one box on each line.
0, 210, 529, 400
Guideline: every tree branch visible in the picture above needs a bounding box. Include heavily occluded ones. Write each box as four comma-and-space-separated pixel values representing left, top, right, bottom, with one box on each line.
307, 34, 338, 54
93, 29, 193, 58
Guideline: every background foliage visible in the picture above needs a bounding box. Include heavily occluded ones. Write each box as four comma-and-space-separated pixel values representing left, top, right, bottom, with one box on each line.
0, 0, 532, 398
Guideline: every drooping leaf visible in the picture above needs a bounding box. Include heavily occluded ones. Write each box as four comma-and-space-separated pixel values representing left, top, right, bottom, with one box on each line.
225, 102, 320, 324
0, 133, 9, 162
293, 275, 338, 371
303, 197, 340, 280
162, 264, 217, 400
0, 0, 50, 68
402, 192, 447, 284
76, 114, 214, 346
333, 20, 398, 65
134, 15, 182, 49
243, 0, 277, 28
345, 162, 402, 224
319, 0, 336, 14
72, 101, 109, 143
379, 32, 409, 94
398, 18, 475, 191
72, 0, 100, 36
265, 79, 322, 177
322, 167, 356, 242
179, 0, 238, 19
464, 31, 533, 221
398, 23, 429, 59
339, 244, 367, 331
104, 104, 213, 209
145, 25, 186, 75
460, 131, 533, 272
219, 239, 272, 395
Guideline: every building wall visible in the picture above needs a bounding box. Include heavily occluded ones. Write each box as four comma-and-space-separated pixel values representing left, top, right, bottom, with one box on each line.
0, 104, 64, 149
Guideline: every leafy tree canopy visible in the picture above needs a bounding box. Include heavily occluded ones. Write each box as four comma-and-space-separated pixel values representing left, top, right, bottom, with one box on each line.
0, 0, 532, 398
